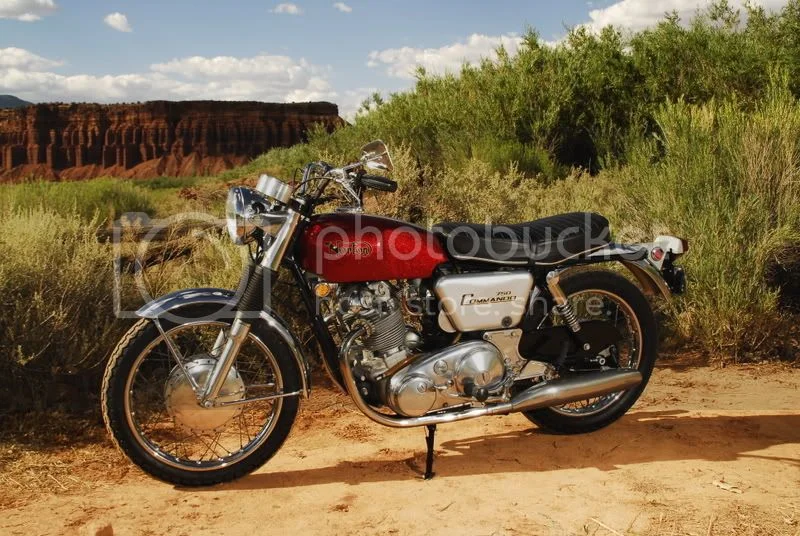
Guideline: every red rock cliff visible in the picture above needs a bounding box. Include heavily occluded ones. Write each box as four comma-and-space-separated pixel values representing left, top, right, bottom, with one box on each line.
0, 101, 341, 181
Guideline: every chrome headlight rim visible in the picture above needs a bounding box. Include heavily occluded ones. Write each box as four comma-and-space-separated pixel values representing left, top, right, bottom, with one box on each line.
226, 186, 291, 246
226, 187, 264, 246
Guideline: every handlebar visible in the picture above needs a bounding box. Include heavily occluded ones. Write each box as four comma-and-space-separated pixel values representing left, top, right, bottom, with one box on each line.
358, 174, 398, 193
294, 160, 396, 214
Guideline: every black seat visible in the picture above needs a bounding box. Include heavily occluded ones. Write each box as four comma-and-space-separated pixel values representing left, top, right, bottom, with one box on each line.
433, 212, 611, 266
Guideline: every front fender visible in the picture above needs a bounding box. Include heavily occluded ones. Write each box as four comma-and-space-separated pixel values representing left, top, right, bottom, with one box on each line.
136, 288, 310, 397
136, 288, 237, 319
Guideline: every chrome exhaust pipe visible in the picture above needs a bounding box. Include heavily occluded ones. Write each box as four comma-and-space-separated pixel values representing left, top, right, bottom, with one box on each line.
340, 329, 643, 428
509, 370, 642, 413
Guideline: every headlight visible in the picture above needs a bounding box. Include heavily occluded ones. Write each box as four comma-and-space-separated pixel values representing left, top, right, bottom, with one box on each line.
225, 186, 291, 246
226, 187, 265, 245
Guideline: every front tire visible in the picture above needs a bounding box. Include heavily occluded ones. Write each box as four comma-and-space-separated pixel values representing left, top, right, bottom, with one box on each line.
523, 270, 657, 434
102, 305, 301, 486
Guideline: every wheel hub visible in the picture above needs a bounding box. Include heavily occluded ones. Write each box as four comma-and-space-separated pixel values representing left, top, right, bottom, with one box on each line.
164, 357, 245, 432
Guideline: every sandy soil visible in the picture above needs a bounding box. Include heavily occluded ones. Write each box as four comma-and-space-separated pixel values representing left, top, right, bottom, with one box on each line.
2, 361, 799, 536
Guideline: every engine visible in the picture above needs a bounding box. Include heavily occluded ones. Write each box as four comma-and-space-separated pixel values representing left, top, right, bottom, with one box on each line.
332, 281, 508, 417
336, 281, 414, 377
386, 341, 506, 416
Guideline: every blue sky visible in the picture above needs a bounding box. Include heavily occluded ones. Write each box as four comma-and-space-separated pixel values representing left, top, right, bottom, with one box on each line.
0, 0, 790, 117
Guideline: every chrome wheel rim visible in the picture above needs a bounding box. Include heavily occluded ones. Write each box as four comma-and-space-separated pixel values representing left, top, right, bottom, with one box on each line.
124, 321, 283, 472
548, 289, 642, 417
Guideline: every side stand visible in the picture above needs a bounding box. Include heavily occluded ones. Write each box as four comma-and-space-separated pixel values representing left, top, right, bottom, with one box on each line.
424, 424, 436, 480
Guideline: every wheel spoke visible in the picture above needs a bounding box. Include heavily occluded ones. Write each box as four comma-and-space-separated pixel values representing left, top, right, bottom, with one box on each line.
126, 321, 284, 471
549, 289, 642, 417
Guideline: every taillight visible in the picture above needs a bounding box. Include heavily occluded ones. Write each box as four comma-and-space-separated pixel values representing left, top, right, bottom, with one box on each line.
650, 247, 665, 262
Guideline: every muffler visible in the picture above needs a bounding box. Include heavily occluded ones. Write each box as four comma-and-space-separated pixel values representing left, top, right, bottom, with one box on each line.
508, 370, 642, 413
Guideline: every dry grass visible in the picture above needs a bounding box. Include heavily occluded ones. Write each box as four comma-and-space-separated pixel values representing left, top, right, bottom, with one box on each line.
0, 413, 129, 509
640, 503, 800, 536
0, 373, 350, 509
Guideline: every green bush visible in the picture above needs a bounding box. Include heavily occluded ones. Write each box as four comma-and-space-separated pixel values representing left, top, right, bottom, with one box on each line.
137, 176, 205, 190
0, 178, 155, 222
241, 1, 800, 359
0, 207, 250, 410
0, 208, 127, 410
248, 1, 800, 183
613, 83, 800, 355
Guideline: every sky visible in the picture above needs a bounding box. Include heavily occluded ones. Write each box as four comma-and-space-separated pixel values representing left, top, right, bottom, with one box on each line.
0, 0, 791, 118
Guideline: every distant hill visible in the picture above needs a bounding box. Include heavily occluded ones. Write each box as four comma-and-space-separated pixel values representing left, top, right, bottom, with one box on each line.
0, 95, 33, 109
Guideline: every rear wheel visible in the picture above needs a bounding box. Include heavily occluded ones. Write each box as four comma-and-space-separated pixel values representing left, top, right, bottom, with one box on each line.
523, 270, 657, 434
102, 304, 301, 486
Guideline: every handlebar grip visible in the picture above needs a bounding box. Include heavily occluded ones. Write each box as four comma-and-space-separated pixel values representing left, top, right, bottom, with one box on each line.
360, 175, 398, 193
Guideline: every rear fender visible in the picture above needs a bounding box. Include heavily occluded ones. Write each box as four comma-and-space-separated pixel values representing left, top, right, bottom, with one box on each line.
620, 260, 672, 300
577, 244, 672, 301
136, 288, 310, 396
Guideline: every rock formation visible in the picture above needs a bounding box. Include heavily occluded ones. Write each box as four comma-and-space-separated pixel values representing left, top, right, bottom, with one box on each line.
0, 101, 341, 181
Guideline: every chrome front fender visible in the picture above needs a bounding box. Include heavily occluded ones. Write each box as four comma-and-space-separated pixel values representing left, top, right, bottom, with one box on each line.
136, 288, 238, 319
136, 288, 310, 397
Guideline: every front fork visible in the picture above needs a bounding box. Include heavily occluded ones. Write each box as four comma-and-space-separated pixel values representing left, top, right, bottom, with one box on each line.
148, 283, 256, 408
201, 318, 251, 407
198, 208, 302, 407
198, 262, 268, 407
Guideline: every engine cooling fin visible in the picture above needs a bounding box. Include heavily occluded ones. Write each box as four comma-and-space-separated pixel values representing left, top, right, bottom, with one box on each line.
361, 308, 406, 353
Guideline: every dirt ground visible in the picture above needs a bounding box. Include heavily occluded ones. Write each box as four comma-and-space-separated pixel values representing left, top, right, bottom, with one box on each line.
1, 360, 799, 536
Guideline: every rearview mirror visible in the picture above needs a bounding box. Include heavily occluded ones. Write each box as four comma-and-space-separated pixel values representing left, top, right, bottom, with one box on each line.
360, 140, 393, 172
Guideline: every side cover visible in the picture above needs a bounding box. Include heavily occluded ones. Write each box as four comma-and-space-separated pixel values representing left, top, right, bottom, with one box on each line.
434, 271, 534, 332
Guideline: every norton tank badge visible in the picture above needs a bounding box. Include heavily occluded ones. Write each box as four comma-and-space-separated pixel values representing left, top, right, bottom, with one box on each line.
324, 240, 373, 257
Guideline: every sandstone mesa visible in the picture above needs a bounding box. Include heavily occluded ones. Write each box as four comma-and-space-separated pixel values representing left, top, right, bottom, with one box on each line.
0, 101, 341, 182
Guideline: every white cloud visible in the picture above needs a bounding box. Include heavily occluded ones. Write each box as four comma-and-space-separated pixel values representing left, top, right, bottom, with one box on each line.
0, 0, 57, 21
585, 0, 789, 32
272, 3, 303, 15
0, 47, 340, 109
336, 87, 378, 120
103, 12, 132, 33
333, 2, 352, 13
367, 33, 524, 79
151, 54, 320, 80
0, 46, 371, 118
0, 47, 63, 70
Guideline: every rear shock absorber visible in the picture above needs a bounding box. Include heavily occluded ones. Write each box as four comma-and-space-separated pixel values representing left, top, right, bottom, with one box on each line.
546, 271, 581, 333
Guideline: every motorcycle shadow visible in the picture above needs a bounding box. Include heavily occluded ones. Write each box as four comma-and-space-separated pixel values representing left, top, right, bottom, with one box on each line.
213, 410, 800, 491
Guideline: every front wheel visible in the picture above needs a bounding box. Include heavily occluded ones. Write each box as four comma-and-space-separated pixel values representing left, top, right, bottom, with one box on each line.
523, 270, 657, 434
102, 304, 301, 486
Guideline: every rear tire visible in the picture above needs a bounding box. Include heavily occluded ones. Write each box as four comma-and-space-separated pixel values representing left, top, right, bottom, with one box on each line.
523, 270, 657, 435
102, 305, 301, 486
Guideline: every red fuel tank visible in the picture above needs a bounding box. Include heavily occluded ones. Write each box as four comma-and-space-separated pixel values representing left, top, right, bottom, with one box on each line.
298, 214, 448, 283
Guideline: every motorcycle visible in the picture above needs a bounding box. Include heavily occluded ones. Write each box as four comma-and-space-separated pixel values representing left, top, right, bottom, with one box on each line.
102, 141, 688, 486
